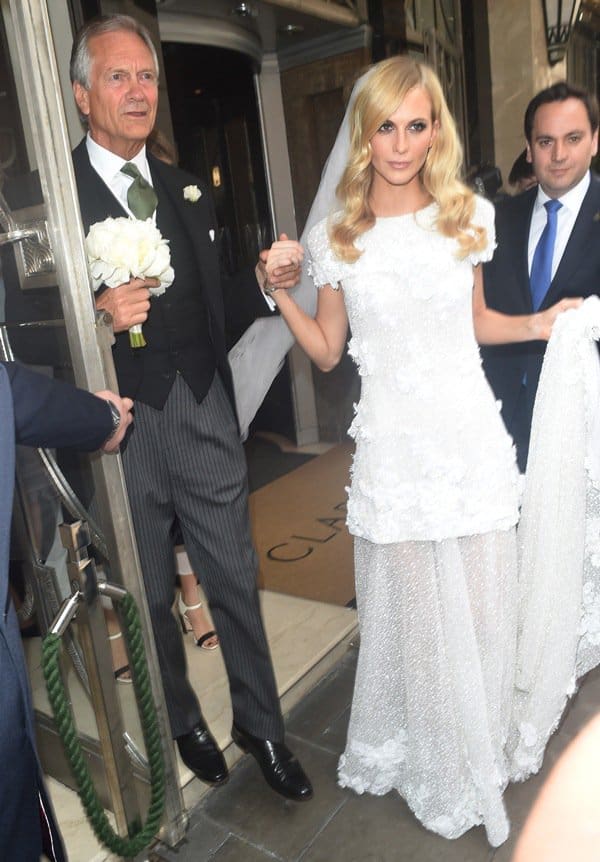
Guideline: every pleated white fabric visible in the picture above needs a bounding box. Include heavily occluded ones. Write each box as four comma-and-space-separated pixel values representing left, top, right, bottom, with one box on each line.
509, 296, 600, 780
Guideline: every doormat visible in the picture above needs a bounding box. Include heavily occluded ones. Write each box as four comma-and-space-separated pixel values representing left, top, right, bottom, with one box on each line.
244, 434, 315, 492
249, 442, 355, 606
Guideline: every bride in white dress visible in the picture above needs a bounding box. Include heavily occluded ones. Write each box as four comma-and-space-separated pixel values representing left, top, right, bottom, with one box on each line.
263, 56, 578, 846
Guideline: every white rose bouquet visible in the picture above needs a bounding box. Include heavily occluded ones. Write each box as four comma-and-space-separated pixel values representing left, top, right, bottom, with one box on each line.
85, 216, 174, 348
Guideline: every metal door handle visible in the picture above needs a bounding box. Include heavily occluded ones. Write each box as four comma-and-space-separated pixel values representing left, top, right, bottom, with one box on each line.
0, 227, 38, 246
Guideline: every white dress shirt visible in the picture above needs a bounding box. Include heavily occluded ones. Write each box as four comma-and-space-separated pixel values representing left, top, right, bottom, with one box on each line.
85, 134, 155, 220
527, 171, 590, 278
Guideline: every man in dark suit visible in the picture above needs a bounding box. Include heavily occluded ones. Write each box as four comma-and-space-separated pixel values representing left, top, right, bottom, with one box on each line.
67, 14, 311, 800
0, 361, 132, 861
481, 82, 600, 471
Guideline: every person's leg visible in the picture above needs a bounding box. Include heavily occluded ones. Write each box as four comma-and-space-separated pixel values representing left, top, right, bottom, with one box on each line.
145, 376, 310, 799
121, 400, 202, 738
105, 605, 132, 681
176, 559, 219, 650
166, 375, 283, 741
1, 632, 44, 862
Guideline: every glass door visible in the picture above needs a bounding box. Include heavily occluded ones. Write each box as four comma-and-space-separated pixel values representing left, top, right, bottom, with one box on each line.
0, 0, 185, 849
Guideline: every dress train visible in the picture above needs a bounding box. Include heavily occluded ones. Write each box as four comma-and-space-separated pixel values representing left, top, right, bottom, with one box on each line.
509, 296, 600, 780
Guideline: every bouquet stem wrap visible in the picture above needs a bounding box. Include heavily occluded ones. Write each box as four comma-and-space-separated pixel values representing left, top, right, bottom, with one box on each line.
128, 324, 146, 348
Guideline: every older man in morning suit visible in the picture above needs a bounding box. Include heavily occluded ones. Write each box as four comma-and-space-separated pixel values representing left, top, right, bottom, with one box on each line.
481, 82, 600, 472
65, 14, 311, 799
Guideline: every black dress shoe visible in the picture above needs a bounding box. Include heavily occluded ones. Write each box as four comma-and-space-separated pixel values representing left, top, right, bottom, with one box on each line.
231, 723, 313, 801
176, 718, 229, 785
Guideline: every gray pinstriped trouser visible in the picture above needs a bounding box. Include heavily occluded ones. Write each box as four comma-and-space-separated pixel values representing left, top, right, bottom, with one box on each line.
122, 373, 283, 740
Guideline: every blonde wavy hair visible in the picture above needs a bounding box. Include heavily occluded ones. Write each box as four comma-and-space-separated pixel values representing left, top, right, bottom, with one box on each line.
330, 55, 487, 263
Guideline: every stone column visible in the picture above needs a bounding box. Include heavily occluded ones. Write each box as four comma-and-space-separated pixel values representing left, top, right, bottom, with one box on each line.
487, 0, 566, 188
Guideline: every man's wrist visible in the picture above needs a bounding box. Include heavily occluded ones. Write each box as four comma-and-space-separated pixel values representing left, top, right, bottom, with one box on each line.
256, 263, 278, 311
104, 399, 121, 441
259, 264, 279, 294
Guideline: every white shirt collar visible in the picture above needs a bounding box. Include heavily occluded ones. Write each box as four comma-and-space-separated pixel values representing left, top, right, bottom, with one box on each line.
534, 170, 591, 214
85, 133, 151, 186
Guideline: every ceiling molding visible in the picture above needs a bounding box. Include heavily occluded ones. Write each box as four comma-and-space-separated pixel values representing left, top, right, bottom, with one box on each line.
158, 12, 262, 63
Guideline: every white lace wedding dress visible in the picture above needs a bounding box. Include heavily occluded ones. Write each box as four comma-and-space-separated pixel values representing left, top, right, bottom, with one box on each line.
308, 196, 521, 847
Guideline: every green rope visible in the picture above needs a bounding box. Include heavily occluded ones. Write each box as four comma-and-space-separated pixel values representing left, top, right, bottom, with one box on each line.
41, 592, 165, 859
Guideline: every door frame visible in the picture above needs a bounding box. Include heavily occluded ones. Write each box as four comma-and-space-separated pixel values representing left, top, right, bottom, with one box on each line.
2, 0, 187, 846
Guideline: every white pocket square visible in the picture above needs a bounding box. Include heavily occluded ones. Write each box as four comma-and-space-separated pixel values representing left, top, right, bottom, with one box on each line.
209, 229, 215, 242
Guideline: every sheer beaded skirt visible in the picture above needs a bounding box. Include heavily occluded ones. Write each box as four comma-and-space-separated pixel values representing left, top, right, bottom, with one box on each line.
339, 532, 518, 847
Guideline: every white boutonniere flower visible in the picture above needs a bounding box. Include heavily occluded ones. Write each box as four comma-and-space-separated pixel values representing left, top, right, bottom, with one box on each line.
183, 184, 202, 203
85, 216, 174, 348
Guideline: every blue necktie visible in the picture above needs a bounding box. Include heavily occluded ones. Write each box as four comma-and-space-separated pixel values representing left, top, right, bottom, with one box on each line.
529, 199, 562, 311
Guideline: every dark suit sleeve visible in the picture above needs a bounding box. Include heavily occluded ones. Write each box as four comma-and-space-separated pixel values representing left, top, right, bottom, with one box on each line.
2, 361, 112, 451
221, 266, 276, 348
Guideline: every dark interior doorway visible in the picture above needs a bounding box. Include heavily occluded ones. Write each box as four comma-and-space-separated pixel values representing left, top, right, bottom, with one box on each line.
162, 42, 295, 439
162, 44, 271, 284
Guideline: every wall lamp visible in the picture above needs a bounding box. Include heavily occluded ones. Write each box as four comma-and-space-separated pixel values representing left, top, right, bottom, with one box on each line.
541, 0, 582, 65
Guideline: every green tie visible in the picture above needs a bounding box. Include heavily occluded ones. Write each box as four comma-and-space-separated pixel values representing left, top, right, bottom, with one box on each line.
121, 162, 158, 219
